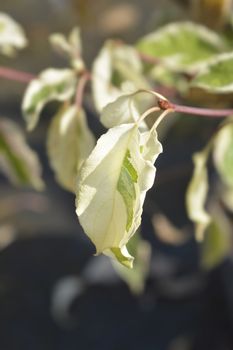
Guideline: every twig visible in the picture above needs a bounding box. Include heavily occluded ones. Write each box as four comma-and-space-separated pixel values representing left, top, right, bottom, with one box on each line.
158, 99, 233, 118
75, 71, 91, 109
0, 66, 35, 83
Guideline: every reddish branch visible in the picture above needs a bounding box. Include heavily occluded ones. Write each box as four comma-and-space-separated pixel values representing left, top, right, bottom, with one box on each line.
158, 98, 233, 118
75, 70, 91, 109
0, 66, 35, 83
1, 64, 233, 119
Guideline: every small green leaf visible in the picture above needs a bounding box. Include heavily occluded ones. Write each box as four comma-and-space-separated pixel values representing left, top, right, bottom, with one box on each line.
213, 122, 233, 187
0, 118, 44, 189
137, 21, 224, 72
76, 123, 162, 267
0, 12, 27, 56
22, 68, 77, 131
47, 104, 95, 192
92, 41, 149, 112
192, 53, 233, 93
186, 150, 211, 241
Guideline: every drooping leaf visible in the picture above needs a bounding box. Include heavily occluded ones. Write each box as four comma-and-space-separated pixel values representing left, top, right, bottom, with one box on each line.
191, 53, 233, 93
22, 68, 77, 131
213, 122, 233, 187
137, 21, 225, 72
0, 118, 44, 189
186, 150, 211, 241
92, 40, 149, 112
76, 123, 162, 267
0, 12, 27, 56
49, 27, 85, 72
112, 231, 151, 294
47, 104, 95, 192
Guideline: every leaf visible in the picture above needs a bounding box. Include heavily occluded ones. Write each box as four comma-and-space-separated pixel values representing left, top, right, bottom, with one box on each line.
221, 185, 233, 212
100, 90, 165, 129
213, 122, 233, 187
186, 150, 211, 241
22, 68, 77, 131
201, 204, 231, 270
76, 123, 162, 267
101, 93, 141, 128
0, 12, 27, 56
49, 27, 85, 72
149, 64, 188, 93
0, 118, 44, 189
92, 40, 149, 112
47, 104, 95, 192
112, 231, 151, 294
191, 53, 233, 93
137, 21, 224, 72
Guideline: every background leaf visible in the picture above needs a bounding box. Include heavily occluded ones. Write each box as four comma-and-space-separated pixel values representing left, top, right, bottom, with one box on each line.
213, 121, 233, 187
186, 150, 211, 241
49, 27, 84, 72
22, 68, 77, 131
191, 53, 233, 93
92, 40, 149, 112
201, 204, 232, 270
0, 12, 27, 56
47, 104, 95, 192
137, 21, 225, 72
0, 118, 44, 190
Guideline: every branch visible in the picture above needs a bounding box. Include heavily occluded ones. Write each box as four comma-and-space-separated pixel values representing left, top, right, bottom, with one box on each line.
0, 66, 35, 83
75, 71, 91, 109
1, 64, 233, 120
158, 99, 233, 118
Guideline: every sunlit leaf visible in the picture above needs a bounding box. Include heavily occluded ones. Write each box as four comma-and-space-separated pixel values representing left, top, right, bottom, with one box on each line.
49, 27, 84, 72
22, 68, 77, 131
0, 12, 27, 56
0, 118, 44, 189
47, 104, 95, 192
137, 21, 224, 72
100, 89, 166, 129
76, 123, 162, 267
92, 40, 149, 112
213, 122, 233, 187
112, 231, 151, 294
192, 53, 233, 93
186, 150, 211, 241
101, 93, 141, 128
